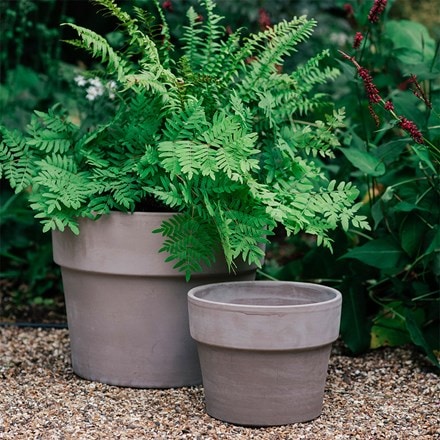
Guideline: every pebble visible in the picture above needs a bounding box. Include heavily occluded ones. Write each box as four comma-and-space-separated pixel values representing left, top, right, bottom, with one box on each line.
0, 328, 439, 439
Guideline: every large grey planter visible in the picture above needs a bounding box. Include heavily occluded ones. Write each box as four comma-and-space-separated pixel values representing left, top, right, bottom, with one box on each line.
188, 281, 342, 426
52, 212, 257, 388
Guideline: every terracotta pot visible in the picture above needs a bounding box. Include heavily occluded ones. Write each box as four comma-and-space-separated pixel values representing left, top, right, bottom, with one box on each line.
52, 212, 257, 388
188, 281, 342, 426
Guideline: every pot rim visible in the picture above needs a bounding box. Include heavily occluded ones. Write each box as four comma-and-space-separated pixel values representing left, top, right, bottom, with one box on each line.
105, 210, 176, 217
188, 280, 342, 312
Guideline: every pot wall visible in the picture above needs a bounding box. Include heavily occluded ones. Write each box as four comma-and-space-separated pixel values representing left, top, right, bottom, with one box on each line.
52, 212, 257, 388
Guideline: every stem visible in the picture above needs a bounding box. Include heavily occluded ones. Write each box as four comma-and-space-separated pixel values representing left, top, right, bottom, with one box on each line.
412, 290, 440, 302
403, 248, 439, 282
347, 229, 373, 241
256, 269, 279, 281
368, 290, 406, 321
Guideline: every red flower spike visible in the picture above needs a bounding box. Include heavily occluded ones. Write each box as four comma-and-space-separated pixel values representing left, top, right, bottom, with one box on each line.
369, 105, 380, 127
398, 77, 412, 91
343, 4, 354, 17
162, 0, 173, 12
384, 100, 394, 111
338, 51, 382, 108
398, 117, 424, 144
353, 32, 363, 49
357, 67, 382, 104
258, 8, 271, 30
409, 74, 432, 109
368, 0, 387, 24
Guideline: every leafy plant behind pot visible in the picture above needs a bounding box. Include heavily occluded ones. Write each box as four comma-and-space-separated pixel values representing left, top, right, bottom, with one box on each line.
0, 0, 369, 280
265, 1, 439, 368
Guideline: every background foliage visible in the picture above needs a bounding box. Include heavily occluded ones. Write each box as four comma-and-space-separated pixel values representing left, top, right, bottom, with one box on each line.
0, 0, 438, 367
264, 0, 439, 367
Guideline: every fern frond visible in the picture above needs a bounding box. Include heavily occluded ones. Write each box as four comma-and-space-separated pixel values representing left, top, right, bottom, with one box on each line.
33, 108, 76, 132
283, 109, 345, 158
162, 98, 209, 141
62, 23, 127, 80
221, 207, 272, 264
194, 0, 225, 73
90, 0, 168, 75
33, 154, 95, 210
145, 180, 186, 209
91, 0, 135, 28
181, 6, 205, 71
238, 17, 316, 98
209, 117, 259, 182
25, 107, 76, 154
88, 157, 145, 212
0, 127, 35, 191
111, 180, 144, 210
228, 91, 253, 130
26, 131, 71, 154
204, 31, 243, 81
149, 0, 174, 67
91, 0, 158, 64
155, 212, 219, 280
86, 195, 115, 216
158, 140, 217, 180
123, 72, 170, 102
32, 209, 81, 235
290, 50, 340, 92
198, 173, 246, 195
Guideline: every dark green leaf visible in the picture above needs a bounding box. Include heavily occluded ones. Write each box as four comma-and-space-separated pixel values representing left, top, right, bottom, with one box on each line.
339, 147, 386, 176
339, 279, 371, 354
393, 201, 429, 214
400, 214, 426, 258
371, 200, 384, 229
404, 308, 440, 368
340, 237, 406, 269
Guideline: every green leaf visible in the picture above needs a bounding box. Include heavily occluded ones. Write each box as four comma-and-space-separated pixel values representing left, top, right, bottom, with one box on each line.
339, 278, 371, 354
339, 147, 386, 176
400, 214, 425, 258
393, 201, 429, 214
340, 237, 406, 269
384, 20, 436, 65
371, 302, 412, 348
404, 308, 440, 368
411, 144, 437, 173
371, 200, 384, 229
426, 227, 440, 254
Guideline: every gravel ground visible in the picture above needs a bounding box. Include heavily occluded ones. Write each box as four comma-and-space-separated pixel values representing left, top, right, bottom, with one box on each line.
0, 327, 439, 439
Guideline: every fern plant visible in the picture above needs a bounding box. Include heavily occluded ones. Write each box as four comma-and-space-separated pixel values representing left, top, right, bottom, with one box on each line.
0, 0, 369, 280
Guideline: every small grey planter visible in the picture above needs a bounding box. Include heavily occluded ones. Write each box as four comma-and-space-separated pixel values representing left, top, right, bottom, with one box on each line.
188, 281, 342, 426
52, 212, 257, 388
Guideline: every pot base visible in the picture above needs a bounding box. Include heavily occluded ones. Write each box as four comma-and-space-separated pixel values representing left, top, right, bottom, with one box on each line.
198, 343, 332, 426
62, 268, 203, 388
